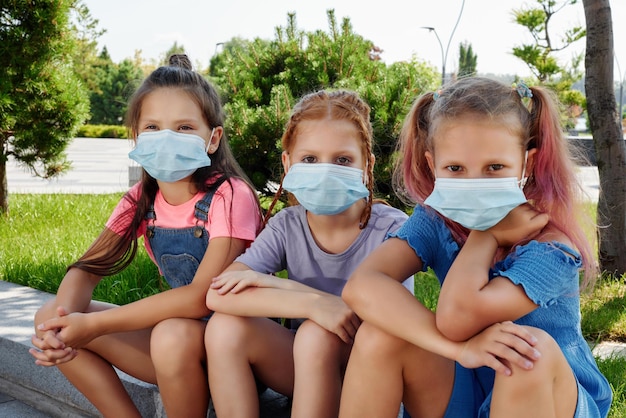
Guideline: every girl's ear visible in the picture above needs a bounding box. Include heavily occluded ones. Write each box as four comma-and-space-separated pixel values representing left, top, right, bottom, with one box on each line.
525, 148, 538, 177
281, 151, 290, 173
363, 153, 376, 185
368, 153, 376, 170
425, 151, 436, 176
207, 127, 223, 154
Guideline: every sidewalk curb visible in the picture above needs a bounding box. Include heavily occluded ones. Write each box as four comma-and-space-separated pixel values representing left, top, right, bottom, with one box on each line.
0, 280, 165, 417
0, 280, 295, 417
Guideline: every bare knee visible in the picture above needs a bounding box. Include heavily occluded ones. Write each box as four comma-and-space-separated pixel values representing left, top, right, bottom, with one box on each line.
204, 313, 252, 356
352, 321, 410, 359
34, 299, 58, 328
152, 318, 205, 374
152, 318, 199, 349
293, 320, 345, 366
503, 326, 566, 385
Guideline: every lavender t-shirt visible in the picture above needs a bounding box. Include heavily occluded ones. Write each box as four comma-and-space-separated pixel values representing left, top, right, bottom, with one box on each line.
236, 203, 413, 296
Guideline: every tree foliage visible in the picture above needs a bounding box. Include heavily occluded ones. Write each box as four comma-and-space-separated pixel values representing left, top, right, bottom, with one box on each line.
160, 41, 186, 67
89, 49, 144, 125
512, 0, 586, 127
0, 0, 89, 214
69, 0, 106, 92
209, 10, 438, 207
458, 42, 477, 78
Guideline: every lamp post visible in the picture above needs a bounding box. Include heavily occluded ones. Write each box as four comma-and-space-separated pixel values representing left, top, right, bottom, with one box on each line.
421, 27, 445, 86
421, 0, 466, 86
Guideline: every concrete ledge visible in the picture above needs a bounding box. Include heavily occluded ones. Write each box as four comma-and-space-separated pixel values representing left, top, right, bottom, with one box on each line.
0, 280, 165, 417
0, 280, 292, 417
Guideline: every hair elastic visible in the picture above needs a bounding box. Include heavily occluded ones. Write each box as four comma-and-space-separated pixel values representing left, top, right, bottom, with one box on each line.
513, 80, 533, 99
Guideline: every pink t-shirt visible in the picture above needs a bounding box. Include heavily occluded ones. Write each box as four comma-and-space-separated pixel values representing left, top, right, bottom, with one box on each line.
106, 177, 260, 263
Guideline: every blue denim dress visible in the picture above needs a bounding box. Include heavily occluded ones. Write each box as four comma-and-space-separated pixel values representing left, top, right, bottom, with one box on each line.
394, 205, 612, 418
145, 181, 223, 289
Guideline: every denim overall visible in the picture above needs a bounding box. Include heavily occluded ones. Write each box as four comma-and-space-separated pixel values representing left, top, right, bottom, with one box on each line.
145, 180, 224, 289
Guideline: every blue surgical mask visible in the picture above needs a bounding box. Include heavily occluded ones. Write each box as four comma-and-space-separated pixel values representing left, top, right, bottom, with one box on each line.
424, 177, 527, 231
282, 163, 369, 215
129, 129, 212, 182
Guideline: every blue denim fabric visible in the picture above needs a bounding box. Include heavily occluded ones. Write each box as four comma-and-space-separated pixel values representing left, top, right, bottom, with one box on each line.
146, 184, 221, 288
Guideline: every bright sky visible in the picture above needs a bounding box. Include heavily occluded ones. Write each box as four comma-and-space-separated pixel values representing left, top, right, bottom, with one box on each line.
82, 0, 626, 79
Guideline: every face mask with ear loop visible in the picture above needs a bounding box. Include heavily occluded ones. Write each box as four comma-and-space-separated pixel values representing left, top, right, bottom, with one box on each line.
282, 163, 369, 215
423, 151, 529, 231
129, 129, 214, 183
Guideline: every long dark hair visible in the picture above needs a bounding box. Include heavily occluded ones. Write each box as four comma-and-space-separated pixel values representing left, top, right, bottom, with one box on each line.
71, 54, 261, 276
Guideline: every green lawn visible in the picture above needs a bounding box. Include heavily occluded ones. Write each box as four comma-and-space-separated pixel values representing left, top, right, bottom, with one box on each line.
1, 193, 625, 416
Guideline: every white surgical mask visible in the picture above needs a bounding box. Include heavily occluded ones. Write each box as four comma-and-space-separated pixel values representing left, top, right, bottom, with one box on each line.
282, 163, 369, 215
424, 176, 527, 230
129, 129, 212, 182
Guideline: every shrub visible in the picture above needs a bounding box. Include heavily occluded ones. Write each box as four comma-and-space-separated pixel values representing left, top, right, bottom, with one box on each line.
77, 124, 128, 138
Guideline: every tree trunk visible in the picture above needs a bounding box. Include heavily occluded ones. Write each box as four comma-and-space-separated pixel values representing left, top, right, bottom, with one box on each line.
583, 0, 626, 275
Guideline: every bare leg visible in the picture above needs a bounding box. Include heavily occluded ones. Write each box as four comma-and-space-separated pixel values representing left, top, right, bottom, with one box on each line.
291, 320, 351, 418
151, 318, 209, 418
490, 326, 577, 418
34, 299, 156, 418
205, 314, 295, 418
339, 322, 455, 418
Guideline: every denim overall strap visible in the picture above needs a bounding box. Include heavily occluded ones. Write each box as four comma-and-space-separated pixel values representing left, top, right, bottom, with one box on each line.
146, 178, 226, 288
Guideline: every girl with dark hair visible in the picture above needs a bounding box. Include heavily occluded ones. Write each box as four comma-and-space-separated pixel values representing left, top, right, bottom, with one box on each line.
31, 54, 262, 418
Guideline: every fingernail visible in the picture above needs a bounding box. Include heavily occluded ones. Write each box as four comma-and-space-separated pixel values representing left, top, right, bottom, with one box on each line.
525, 360, 534, 369
37, 324, 43, 330
533, 349, 541, 359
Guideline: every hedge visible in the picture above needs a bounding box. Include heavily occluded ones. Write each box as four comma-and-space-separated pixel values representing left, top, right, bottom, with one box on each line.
77, 124, 128, 139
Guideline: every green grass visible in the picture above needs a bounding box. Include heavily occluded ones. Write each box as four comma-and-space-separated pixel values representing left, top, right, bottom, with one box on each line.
581, 276, 626, 343
0, 194, 162, 304
1, 194, 625, 414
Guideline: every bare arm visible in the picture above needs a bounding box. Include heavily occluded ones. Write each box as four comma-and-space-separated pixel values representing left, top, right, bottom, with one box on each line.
342, 237, 464, 359
31, 228, 113, 364
437, 204, 549, 341
37, 236, 247, 348
343, 237, 540, 374
208, 262, 331, 296
206, 262, 360, 343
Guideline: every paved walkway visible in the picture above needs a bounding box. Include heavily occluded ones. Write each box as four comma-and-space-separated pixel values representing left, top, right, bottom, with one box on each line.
7, 137, 602, 200
7, 137, 135, 194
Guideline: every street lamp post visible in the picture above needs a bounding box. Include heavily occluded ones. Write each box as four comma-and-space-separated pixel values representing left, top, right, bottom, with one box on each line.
421, 27, 445, 86
421, 0, 466, 87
